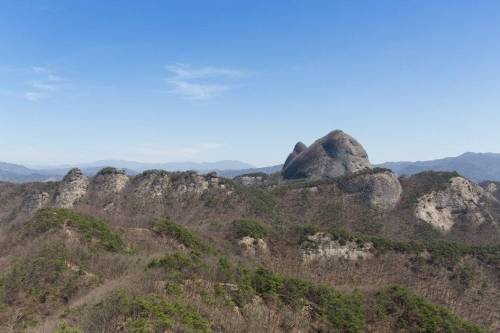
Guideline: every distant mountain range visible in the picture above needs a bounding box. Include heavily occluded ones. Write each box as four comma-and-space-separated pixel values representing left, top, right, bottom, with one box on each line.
0, 160, 256, 183
377, 152, 500, 182
216, 165, 283, 178
3, 152, 500, 183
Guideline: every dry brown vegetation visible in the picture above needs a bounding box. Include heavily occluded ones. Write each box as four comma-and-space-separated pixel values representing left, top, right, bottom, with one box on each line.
0, 171, 499, 332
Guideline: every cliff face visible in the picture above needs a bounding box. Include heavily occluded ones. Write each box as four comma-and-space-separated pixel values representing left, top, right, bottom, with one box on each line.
415, 177, 494, 232
54, 168, 89, 209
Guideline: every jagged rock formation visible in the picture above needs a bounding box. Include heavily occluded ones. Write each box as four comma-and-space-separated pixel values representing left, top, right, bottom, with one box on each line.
53, 168, 89, 208
301, 232, 373, 262
92, 168, 129, 194
415, 177, 492, 232
342, 170, 402, 210
237, 236, 269, 257
87, 168, 130, 211
131, 170, 224, 200
282, 130, 372, 180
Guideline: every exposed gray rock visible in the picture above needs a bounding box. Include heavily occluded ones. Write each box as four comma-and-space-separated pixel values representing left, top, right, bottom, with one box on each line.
415, 177, 492, 232
301, 232, 373, 263
485, 182, 498, 194
238, 236, 269, 257
342, 170, 402, 210
53, 168, 89, 208
22, 191, 50, 214
482, 181, 500, 201
92, 168, 129, 195
131, 170, 227, 201
234, 173, 269, 187
283, 142, 307, 170
133, 170, 171, 200
282, 130, 372, 180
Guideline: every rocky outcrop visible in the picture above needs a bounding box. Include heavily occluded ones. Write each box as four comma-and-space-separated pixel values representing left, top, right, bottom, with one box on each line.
53, 168, 89, 208
92, 168, 129, 195
415, 177, 491, 232
485, 182, 498, 194
87, 168, 130, 211
132, 170, 227, 201
482, 181, 500, 201
22, 191, 50, 214
301, 232, 373, 263
234, 173, 269, 187
282, 130, 372, 180
238, 236, 269, 257
342, 170, 402, 210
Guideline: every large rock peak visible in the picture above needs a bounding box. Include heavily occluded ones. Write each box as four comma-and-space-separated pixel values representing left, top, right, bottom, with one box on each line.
282, 130, 372, 180
283, 141, 307, 170
54, 168, 89, 208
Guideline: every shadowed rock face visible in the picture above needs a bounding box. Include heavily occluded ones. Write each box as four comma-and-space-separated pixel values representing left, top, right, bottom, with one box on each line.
342, 170, 402, 210
283, 142, 307, 170
282, 130, 372, 180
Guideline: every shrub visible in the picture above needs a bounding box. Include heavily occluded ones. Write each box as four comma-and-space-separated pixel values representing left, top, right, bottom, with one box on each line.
218, 264, 366, 332
375, 285, 486, 333
1, 241, 81, 307
251, 267, 283, 296
320, 227, 500, 268
234, 184, 279, 218
231, 219, 267, 239
83, 290, 211, 333
96, 167, 124, 176
313, 287, 365, 333
293, 224, 320, 243
148, 251, 201, 272
152, 219, 206, 251
31, 208, 124, 252
54, 322, 83, 333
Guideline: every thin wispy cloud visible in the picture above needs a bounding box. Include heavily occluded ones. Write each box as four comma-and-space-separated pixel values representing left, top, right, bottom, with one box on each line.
165, 64, 246, 100
30, 81, 57, 91
0, 66, 65, 102
30, 66, 50, 74
23, 92, 44, 102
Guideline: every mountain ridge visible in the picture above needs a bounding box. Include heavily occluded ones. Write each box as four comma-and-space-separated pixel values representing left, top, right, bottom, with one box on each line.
378, 152, 500, 182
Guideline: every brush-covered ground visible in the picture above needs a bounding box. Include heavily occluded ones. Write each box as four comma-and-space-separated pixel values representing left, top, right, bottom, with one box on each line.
0, 171, 499, 332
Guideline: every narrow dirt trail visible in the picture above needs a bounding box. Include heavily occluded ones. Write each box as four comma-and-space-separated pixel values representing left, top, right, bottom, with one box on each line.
27, 272, 138, 333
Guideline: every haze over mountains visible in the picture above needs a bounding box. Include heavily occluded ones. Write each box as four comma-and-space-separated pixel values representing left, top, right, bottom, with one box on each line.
378, 152, 500, 182
0, 160, 256, 183
2, 152, 500, 183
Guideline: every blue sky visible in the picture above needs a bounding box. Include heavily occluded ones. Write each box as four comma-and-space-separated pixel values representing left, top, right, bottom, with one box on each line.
1, 0, 500, 166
